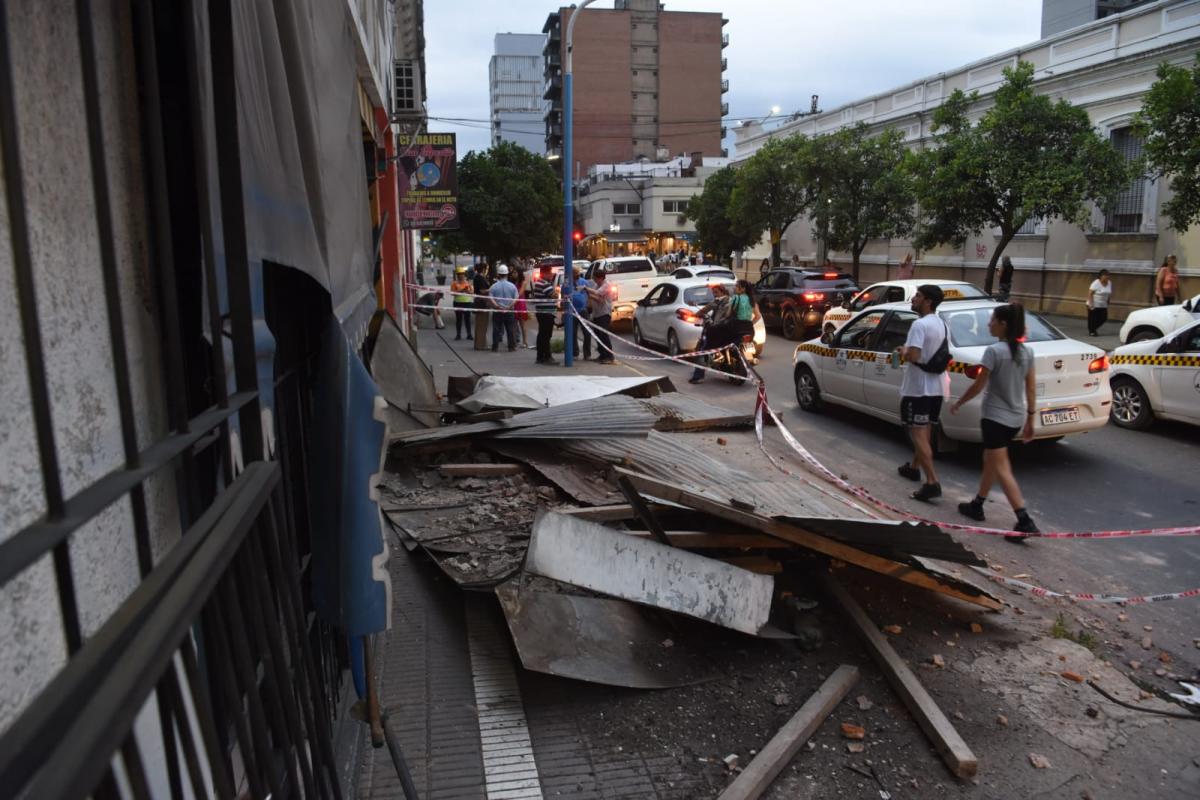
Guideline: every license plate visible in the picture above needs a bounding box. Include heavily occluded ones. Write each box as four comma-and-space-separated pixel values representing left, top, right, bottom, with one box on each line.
1041, 407, 1080, 426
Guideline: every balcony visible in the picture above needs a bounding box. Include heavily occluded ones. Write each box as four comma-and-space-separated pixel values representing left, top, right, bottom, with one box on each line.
721, 57, 727, 71
546, 50, 560, 67
543, 74, 562, 100
720, 79, 729, 94
721, 125, 727, 138
721, 33, 729, 48
721, 101, 729, 116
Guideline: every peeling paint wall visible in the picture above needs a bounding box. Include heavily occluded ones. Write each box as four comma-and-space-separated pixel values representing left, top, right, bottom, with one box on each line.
0, 0, 179, 732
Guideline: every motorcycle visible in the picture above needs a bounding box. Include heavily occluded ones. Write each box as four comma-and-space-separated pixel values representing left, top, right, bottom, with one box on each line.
698, 314, 758, 384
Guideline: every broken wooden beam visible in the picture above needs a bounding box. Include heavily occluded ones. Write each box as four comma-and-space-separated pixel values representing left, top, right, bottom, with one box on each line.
716, 665, 860, 800
616, 468, 1001, 611
617, 475, 672, 546
438, 463, 524, 477
719, 556, 783, 575
457, 409, 513, 423
624, 531, 793, 549
818, 572, 978, 779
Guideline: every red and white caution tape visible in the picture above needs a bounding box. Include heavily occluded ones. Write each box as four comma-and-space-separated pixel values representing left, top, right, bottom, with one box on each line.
565, 307, 755, 374
969, 567, 1200, 605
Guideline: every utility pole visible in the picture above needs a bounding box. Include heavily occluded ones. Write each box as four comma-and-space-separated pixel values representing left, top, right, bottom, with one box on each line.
562, 0, 598, 367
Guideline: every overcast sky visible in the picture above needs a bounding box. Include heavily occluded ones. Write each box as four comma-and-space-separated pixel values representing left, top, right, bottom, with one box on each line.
423, 0, 1044, 155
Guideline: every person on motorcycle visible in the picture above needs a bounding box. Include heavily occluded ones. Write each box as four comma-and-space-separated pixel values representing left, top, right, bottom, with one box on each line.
706, 280, 757, 352
688, 283, 732, 384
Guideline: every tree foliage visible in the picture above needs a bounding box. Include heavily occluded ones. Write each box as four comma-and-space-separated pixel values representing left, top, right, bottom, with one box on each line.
810, 124, 916, 281
913, 61, 1129, 293
729, 135, 815, 267
685, 166, 757, 263
455, 141, 561, 265
1134, 54, 1200, 232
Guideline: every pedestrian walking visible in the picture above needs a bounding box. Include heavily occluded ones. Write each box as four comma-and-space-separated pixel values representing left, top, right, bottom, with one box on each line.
1155, 254, 1180, 305
895, 284, 951, 502
472, 262, 492, 351
1086, 269, 1113, 337
488, 264, 519, 351
451, 266, 473, 340
950, 303, 1040, 539
896, 253, 915, 281
997, 256, 1014, 302
531, 266, 560, 364
568, 264, 594, 360
759, 258, 770, 279
586, 265, 617, 364
790, 254, 801, 267
513, 267, 530, 348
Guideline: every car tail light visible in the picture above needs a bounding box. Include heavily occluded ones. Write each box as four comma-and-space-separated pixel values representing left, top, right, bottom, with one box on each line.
676, 308, 701, 324
823, 272, 839, 279
963, 363, 984, 379
802, 291, 825, 302
1088, 355, 1109, 373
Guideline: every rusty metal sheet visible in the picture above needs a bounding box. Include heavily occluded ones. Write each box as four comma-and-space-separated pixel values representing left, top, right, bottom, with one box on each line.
485, 442, 622, 506
641, 393, 754, 432
525, 511, 774, 636
495, 578, 718, 689
555, 432, 984, 566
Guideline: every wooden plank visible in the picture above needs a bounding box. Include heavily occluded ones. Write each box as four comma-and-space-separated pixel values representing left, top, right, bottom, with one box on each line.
616, 468, 1001, 611
716, 665, 860, 800
617, 476, 672, 546
458, 409, 513, 423
819, 572, 978, 779
719, 556, 783, 575
624, 531, 793, 549
438, 463, 524, 477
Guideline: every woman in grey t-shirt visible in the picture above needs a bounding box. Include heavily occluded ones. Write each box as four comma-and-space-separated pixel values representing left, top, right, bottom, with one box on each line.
949, 304, 1039, 539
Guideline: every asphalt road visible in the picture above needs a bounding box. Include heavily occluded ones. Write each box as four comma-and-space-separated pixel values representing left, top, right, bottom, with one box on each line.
417, 315, 1199, 679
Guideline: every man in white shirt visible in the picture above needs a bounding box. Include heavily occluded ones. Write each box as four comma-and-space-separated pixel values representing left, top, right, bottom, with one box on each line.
896, 285, 951, 502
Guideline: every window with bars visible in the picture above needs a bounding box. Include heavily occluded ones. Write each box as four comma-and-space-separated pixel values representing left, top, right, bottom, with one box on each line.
1104, 127, 1146, 233
393, 59, 421, 117
1016, 216, 1040, 235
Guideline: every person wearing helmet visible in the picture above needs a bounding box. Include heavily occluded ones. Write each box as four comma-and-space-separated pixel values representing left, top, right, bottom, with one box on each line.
488, 264, 519, 351
451, 265, 473, 340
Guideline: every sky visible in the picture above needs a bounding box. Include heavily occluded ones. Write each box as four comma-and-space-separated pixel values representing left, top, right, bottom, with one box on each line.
423, 0, 1044, 156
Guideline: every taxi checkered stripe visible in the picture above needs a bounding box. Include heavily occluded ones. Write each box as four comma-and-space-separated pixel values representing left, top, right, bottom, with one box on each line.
796, 344, 877, 361
1111, 354, 1200, 368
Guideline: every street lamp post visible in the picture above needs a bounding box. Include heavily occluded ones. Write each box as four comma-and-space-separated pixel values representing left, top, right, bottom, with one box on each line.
562, 0, 598, 367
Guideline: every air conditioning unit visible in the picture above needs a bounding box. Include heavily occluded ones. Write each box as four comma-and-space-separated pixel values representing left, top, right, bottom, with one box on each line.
676, 214, 688, 224
392, 59, 423, 120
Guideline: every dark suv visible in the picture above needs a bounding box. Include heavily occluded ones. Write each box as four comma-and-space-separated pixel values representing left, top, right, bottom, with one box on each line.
754, 268, 859, 339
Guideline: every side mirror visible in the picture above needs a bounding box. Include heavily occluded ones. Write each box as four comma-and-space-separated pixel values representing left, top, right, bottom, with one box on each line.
842, 301, 851, 310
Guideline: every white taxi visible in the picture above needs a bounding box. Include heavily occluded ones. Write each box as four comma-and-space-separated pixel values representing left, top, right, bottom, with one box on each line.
1109, 319, 1200, 429
793, 300, 1112, 445
1118, 293, 1200, 343
821, 279, 989, 334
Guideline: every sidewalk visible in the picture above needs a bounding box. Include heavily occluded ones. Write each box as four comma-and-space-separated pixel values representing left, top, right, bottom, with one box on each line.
1042, 313, 1122, 352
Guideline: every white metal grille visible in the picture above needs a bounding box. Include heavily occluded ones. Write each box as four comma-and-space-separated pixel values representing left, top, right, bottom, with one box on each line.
393, 59, 421, 118
1104, 127, 1145, 233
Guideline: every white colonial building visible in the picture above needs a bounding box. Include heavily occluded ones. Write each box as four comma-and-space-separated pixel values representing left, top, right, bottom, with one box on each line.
735, 0, 1200, 320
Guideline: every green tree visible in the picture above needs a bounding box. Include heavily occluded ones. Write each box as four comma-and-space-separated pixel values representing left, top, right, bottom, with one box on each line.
686, 165, 757, 264
811, 125, 916, 282
455, 141, 561, 265
1134, 54, 1200, 231
730, 135, 814, 268
913, 61, 1129, 294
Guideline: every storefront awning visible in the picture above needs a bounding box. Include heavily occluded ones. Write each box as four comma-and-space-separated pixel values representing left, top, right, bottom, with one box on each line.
602, 231, 649, 243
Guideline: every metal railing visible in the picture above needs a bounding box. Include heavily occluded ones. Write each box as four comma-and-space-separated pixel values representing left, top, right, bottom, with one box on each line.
0, 2, 345, 797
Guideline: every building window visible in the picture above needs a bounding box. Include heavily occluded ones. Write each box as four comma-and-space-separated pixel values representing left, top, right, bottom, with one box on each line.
1104, 127, 1146, 233
663, 200, 690, 214
1016, 216, 1040, 235
613, 203, 641, 216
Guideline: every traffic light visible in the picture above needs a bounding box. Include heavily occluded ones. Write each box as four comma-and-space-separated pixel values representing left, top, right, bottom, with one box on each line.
573, 229, 583, 243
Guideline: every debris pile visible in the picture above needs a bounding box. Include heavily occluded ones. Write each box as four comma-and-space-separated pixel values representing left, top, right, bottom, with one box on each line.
376, 374, 1002, 792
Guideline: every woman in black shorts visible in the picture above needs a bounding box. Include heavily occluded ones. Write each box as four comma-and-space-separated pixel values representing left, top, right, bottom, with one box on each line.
948, 304, 1039, 539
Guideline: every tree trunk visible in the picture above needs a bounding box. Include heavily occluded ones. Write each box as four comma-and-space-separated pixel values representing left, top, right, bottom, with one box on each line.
770, 227, 782, 268
983, 231, 1014, 295
852, 240, 868, 284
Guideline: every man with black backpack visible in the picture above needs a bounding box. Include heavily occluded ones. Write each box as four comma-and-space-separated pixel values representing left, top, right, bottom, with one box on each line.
895, 284, 952, 502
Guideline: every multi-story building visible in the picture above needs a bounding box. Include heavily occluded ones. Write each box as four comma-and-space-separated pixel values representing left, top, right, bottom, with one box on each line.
576, 155, 729, 258
543, 0, 728, 178
1042, 0, 1159, 37
735, 0, 1200, 321
490, 33, 547, 153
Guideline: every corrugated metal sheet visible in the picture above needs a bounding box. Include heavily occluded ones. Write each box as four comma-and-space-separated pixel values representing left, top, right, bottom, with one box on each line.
554, 432, 984, 566
642, 394, 753, 431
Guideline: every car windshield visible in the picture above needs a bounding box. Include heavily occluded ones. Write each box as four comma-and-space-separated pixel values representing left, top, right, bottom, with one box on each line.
697, 269, 734, 278
683, 286, 714, 306
940, 307, 1065, 347
798, 275, 857, 290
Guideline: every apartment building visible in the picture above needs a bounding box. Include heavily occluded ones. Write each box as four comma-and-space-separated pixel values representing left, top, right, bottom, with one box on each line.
543, 0, 728, 177
490, 33, 547, 153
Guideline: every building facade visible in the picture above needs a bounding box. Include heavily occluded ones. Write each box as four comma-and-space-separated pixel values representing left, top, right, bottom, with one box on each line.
490, 33, 547, 153
543, 0, 728, 178
1042, 0, 1159, 37
576, 155, 728, 258
735, 0, 1200, 321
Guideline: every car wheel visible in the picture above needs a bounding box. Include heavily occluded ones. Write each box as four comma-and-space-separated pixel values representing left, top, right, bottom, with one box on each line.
1129, 327, 1162, 343
794, 365, 822, 412
782, 311, 803, 340
632, 320, 645, 346
1110, 377, 1153, 430
667, 329, 680, 357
